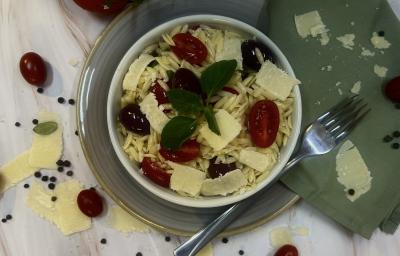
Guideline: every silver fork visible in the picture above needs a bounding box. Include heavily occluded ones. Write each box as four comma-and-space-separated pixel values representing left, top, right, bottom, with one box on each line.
174, 96, 370, 256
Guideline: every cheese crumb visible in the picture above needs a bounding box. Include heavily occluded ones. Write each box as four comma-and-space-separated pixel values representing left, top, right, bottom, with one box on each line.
361, 47, 375, 57
270, 227, 293, 248
373, 64, 388, 78
338, 88, 343, 95
336, 140, 372, 202
294, 10, 330, 45
350, 21, 355, 26
336, 34, 355, 50
370, 32, 391, 49
68, 58, 80, 67
320, 65, 332, 71
350, 81, 361, 94
109, 205, 150, 233
335, 81, 342, 86
196, 243, 213, 256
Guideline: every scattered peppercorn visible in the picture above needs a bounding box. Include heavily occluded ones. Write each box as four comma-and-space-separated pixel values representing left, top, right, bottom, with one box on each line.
63, 160, 71, 167
57, 97, 65, 104
37, 88, 44, 94
239, 250, 245, 255
24, 184, 30, 189
34, 171, 42, 178
66, 171, 73, 176
51, 196, 57, 202
100, 238, 107, 244
383, 135, 393, 143
48, 183, 55, 190
1, 219, 6, 223
41, 176, 49, 182
136, 253, 142, 256
15, 122, 21, 127
57, 166, 64, 172
6, 215, 12, 220
393, 131, 400, 138
348, 189, 355, 195
56, 160, 64, 166
378, 30, 385, 37
32, 119, 38, 125
392, 143, 400, 149
68, 99, 75, 105
75, 130, 79, 136
50, 176, 57, 182
222, 237, 229, 243
165, 236, 171, 242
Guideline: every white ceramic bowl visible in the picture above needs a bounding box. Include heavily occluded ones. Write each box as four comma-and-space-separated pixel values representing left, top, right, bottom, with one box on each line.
107, 14, 302, 208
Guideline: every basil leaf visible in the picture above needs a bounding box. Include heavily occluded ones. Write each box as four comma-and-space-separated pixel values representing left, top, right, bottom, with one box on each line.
161, 116, 197, 150
166, 70, 175, 81
167, 89, 204, 114
200, 60, 237, 98
203, 106, 220, 135
33, 121, 58, 135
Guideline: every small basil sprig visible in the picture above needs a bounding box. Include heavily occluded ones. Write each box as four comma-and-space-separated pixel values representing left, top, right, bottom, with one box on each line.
33, 121, 58, 135
161, 60, 237, 150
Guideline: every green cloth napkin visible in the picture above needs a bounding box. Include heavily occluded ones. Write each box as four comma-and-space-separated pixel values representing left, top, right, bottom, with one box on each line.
264, 0, 400, 238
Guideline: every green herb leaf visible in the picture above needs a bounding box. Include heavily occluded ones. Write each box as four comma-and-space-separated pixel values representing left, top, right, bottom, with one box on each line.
200, 60, 237, 98
166, 70, 175, 81
161, 116, 197, 150
166, 89, 204, 114
203, 106, 220, 135
33, 121, 58, 135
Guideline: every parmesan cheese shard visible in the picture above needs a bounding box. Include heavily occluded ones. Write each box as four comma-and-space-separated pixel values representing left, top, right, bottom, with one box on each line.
269, 227, 293, 248
373, 64, 388, 78
336, 34, 355, 50
199, 109, 241, 151
139, 93, 169, 133
361, 47, 375, 57
215, 32, 243, 70
239, 149, 275, 173
0, 151, 39, 192
26, 181, 91, 235
350, 81, 361, 94
336, 140, 372, 202
294, 10, 330, 45
196, 243, 213, 256
122, 54, 155, 91
256, 60, 300, 101
109, 205, 150, 233
169, 162, 206, 197
29, 112, 63, 169
200, 169, 247, 196
370, 32, 391, 49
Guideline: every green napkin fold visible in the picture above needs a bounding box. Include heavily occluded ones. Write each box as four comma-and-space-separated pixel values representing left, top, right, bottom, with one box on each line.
264, 0, 400, 238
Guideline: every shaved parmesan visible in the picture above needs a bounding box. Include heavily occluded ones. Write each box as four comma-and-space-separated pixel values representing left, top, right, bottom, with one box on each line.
123, 54, 155, 91
270, 227, 293, 248
350, 81, 361, 94
29, 112, 63, 169
199, 109, 241, 151
373, 64, 388, 78
169, 162, 206, 197
256, 60, 300, 101
215, 33, 243, 70
370, 32, 391, 49
196, 243, 214, 256
0, 151, 39, 192
139, 93, 169, 133
109, 205, 150, 233
294, 10, 330, 45
201, 169, 247, 196
336, 34, 355, 50
239, 149, 275, 173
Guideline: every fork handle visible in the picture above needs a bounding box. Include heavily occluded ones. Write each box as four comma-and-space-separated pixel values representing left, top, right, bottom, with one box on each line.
173, 154, 306, 256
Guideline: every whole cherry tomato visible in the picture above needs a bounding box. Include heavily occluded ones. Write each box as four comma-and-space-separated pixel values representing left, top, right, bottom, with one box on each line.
150, 82, 169, 105
141, 157, 171, 187
274, 244, 299, 256
77, 188, 103, 217
385, 76, 400, 103
171, 33, 208, 65
159, 139, 200, 163
73, 0, 129, 15
19, 52, 47, 86
248, 100, 280, 148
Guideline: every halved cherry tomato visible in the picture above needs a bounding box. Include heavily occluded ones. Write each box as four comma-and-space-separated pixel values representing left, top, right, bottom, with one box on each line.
73, 0, 129, 15
150, 82, 169, 105
385, 76, 400, 103
141, 157, 171, 187
159, 140, 200, 163
171, 33, 208, 65
222, 87, 239, 95
248, 100, 280, 148
274, 244, 298, 256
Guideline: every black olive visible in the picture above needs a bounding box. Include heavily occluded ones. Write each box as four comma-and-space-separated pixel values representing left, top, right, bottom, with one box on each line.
207, 157, 237, 179
241, 40, 275, 71
119, 104, 150, 135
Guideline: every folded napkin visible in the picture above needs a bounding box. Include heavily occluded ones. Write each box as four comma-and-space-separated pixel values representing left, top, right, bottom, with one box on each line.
264, 0, 400, 238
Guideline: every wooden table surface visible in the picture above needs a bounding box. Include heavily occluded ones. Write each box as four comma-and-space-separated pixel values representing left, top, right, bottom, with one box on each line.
0, 0, 399, 255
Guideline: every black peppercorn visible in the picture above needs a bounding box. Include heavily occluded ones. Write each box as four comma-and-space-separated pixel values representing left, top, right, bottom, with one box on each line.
32, 119, 38, 125
392, 143, 399, 149
222, 237, 229, 243
34, 171, 42, 178
66, 171, 73, 176
75, 130, 79, 136
6, 215, 12, 220
50, 176, 57, 182
239, 250, 245, 255
348, 189, 355, 195
383, 135, 393, 143
48, 183, 55, 190
57, 166, 64, 172
37, 88, 44, 93
393, 131, 400, 138
41, 175, 49, 182
165, 236, 171, 242
24, 184, 30, 189
51, 196, 57, 202
378, 30, 385, 37
57, 97, 65, 104
15, 122, 21, 127
1, 219, 6, 223
56, 160, 64, 166
100, 238, 107, 244
136, 253, 142, 256
63, 160, 71, 167
68, 99, 75, 105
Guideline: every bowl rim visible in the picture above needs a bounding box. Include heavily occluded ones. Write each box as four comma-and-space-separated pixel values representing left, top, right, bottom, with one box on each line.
107, 14, 302, 208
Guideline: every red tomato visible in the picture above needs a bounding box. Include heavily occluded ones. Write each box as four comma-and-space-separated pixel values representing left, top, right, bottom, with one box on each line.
274, 244, 299, 256
77, 188, 103, 217
73, 0, 129, 14
171, 33, 208, 65
150, 82, 169, 105
385, 76, 400, 103
19, 52, 47, 86
141, 157, 171, 187
159, 140, 200, 163
248, 100, 280, 148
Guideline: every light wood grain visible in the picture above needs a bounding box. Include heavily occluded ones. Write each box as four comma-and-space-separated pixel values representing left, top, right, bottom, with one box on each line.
0, 0, 399, 255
